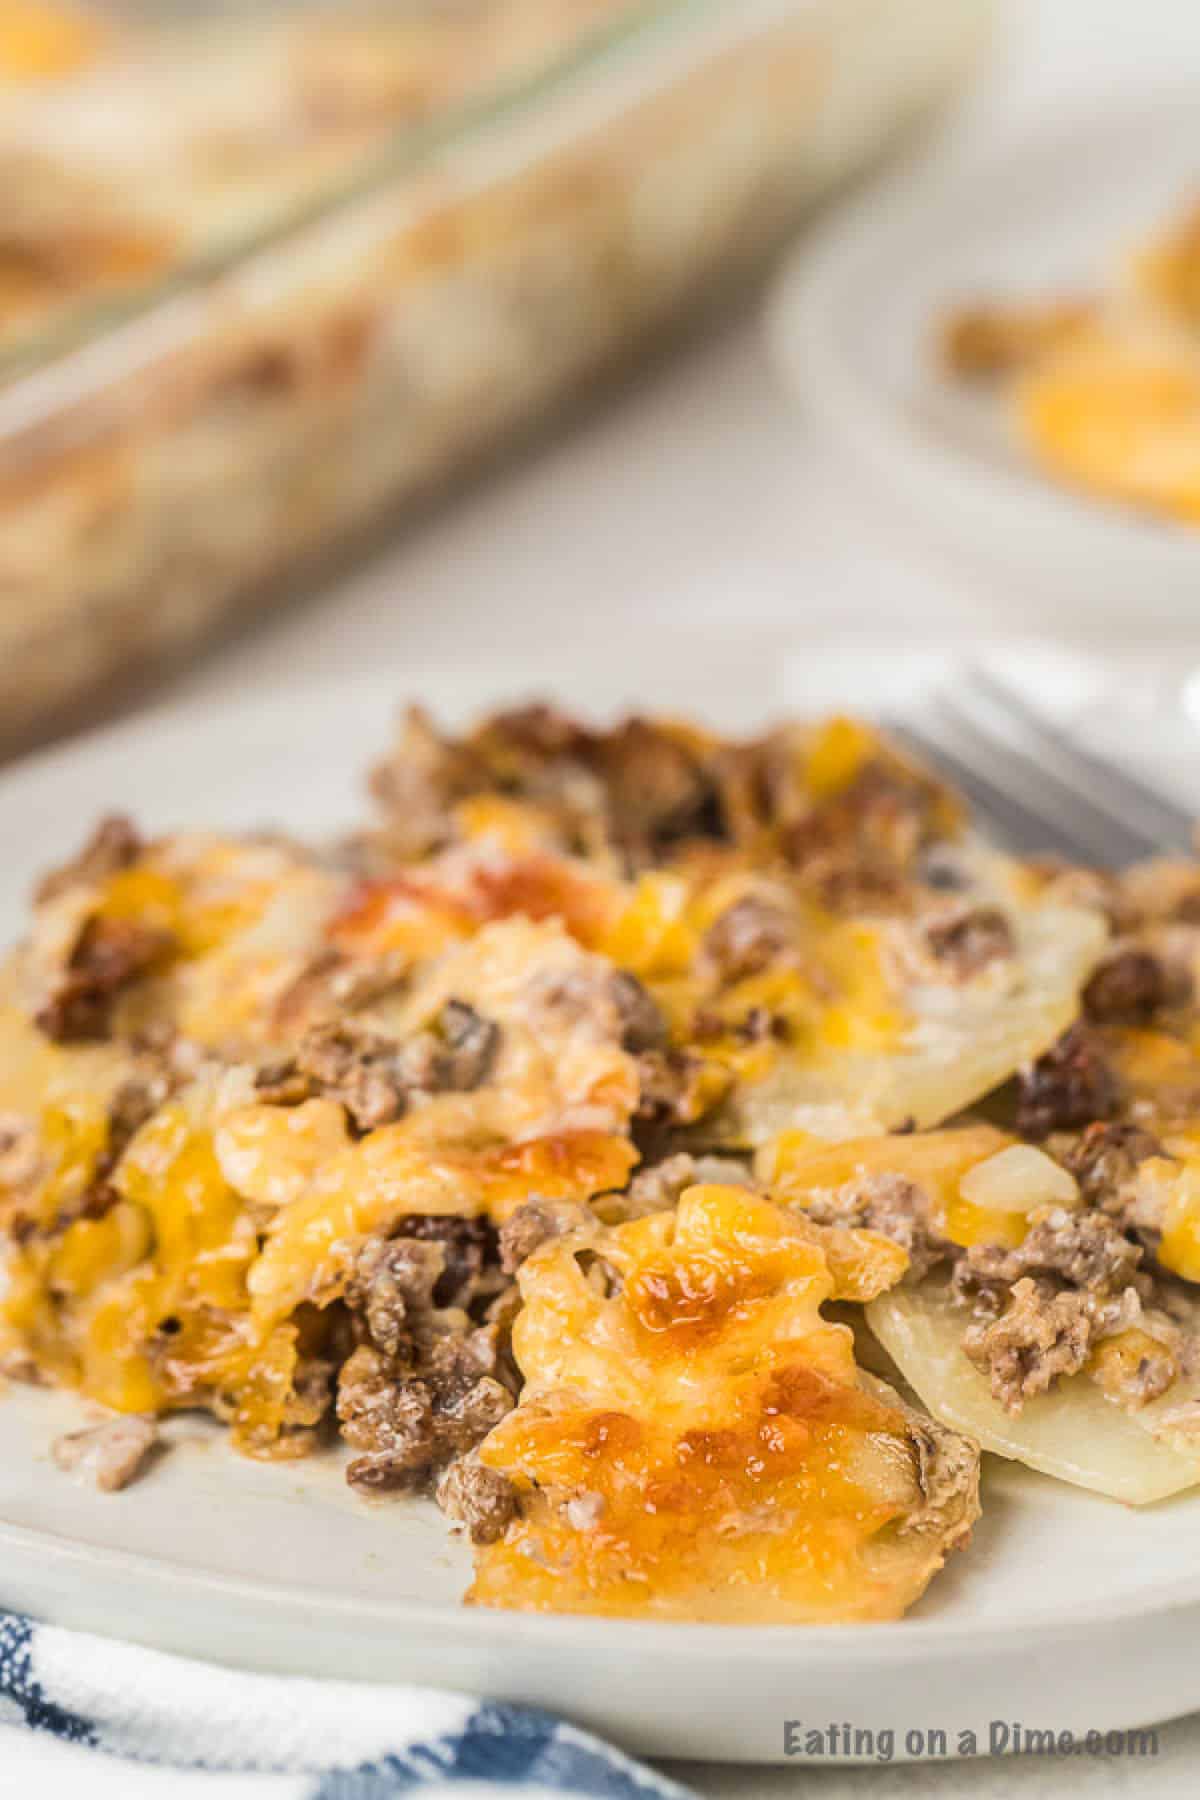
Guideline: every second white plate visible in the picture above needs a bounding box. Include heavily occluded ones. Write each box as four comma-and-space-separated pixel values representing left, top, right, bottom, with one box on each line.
768, 85, 1200, 624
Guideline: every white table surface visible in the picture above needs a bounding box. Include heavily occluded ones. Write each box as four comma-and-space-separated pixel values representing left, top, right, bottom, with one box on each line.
21, 0, 1200, 1791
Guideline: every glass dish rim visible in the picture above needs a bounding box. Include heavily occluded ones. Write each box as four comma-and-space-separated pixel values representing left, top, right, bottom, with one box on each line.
0, 0, 801, 385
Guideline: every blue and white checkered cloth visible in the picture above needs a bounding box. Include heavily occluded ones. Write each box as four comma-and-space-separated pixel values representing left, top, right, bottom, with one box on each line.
0, 1612, 695, 1798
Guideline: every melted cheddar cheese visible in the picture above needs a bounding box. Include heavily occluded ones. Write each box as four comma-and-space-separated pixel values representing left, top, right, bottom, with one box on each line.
469, 1185, 979, 1621
945, 193, 1200, 527
11, 702, 1182, 1625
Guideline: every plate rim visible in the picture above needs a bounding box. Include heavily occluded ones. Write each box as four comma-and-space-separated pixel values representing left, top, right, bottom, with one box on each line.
766, 78, 1200, 588
5, 1489, 1200, 1657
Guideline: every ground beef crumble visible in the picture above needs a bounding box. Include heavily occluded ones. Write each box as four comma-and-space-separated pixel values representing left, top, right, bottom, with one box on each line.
955, 1207, 1143, 1307
608, 970, 668, 1052
623, 1152, 753, 1216
954, 1207, 1153, 1412
1062, 1121, 1168, 1245
922, 905, 1015, 980
963, 1277, 1097, 1410
801, 859, 911, 917
366, 706, 490, 860
803, 1173, 952, 1283
784, 760, 955, 887
0, 1114, 41, 1190
369, 706, 726, 867
498, 1197, 592, 1273
51, 1415, 161, 1491
1064, 1120, 1164, 1203
1014, 1024, 1120, 1140
596, 718, 724, 861
399, 1214, 505, 1311
436, 1455, 519, 1545
536, 966, 666, 1054
701, 896, 792, 983
899, 1411, 979, 1544
35, 815, 144, 905
1082, 948, 1175, 1025
35, 915, 175, 1044
255, 1002, 500, 1133
367, 708, 960, 876
634, 1047, 728, 1133
46, 1067, 176, 1233
336, 1221, 517, 1494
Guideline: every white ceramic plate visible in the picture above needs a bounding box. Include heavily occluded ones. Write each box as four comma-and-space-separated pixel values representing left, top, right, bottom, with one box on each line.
767, 86, 1200, 625
4, 654, 1200, 1766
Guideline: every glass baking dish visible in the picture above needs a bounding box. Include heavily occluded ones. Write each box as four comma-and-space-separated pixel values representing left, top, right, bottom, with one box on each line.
0, 0, 992, 751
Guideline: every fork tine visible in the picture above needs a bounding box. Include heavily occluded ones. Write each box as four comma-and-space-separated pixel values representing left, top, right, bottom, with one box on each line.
966, 666, 1195, 855
885, 717, 1100, 861
934, 695, 1155, 868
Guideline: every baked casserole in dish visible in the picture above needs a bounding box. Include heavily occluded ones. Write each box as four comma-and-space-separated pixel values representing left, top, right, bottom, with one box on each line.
0, 0, 989, 750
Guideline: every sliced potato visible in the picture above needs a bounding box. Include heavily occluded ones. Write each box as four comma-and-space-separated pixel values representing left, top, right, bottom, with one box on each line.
868, 1281, 1200, 1505
723, 893, 1106, 1144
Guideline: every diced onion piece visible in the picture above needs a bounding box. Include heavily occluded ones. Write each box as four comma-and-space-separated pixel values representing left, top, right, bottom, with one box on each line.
958, 1144, 1078, 1214
867, 1283, 1200, 1506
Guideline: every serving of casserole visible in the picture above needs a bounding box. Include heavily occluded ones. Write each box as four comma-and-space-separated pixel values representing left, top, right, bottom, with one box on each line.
7, 696, 1200, 1637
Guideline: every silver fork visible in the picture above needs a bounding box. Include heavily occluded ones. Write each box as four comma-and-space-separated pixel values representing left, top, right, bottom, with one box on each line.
887, 665, 1196, 866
